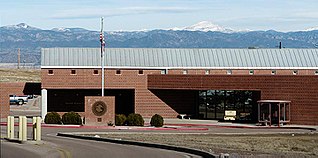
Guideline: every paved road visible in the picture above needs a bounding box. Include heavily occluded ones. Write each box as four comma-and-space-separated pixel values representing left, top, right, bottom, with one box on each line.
1, 127, 201, 158
1, 140, 44, 158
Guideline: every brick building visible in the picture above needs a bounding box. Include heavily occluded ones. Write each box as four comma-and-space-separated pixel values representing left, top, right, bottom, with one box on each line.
41, 48, 318, 125
0, 82, 41, 118
0, 83, 26, 118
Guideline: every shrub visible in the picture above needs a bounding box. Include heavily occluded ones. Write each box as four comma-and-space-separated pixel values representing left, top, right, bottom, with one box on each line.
115, 114, 127, 126
150, 114, 164, 127
44, 112, 62, 124
62, 111, 82, 125
126, 113, 144, 126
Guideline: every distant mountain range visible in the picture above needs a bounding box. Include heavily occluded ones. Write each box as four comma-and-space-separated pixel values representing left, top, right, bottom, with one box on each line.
1, 22, 318, 64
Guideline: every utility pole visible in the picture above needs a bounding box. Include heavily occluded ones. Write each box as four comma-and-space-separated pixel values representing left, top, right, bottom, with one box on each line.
100, 17, 105, 96
17, 48, 20, 69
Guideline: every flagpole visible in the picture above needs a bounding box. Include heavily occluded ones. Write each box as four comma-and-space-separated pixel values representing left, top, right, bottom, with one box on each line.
100, 17, 105, 96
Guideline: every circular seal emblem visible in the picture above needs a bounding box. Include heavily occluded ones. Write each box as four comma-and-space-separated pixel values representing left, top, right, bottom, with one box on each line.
92, 101, 107, 116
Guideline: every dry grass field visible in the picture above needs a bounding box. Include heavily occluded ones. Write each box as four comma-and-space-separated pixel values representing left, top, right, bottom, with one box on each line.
0, 68, 40, 82
90, 133, 318, 158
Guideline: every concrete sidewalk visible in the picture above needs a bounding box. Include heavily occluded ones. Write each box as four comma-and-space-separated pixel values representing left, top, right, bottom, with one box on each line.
152, 118, 318, 130
1, 117, 317, 131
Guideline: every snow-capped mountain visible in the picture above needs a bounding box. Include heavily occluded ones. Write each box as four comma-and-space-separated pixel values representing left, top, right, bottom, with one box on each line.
304, 26, 318, 31
3, 23, 40, 30
51, 27, 91, 33
51, 27, 71, 32
170, 21, 234, 33
1, 22, 318, 64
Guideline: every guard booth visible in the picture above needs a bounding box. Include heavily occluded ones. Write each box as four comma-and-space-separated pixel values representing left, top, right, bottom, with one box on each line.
257, 100, 290, 126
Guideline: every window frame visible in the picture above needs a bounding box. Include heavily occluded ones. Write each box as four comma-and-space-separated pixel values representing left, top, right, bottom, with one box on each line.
138, 70, 144, 75
93, 69, 99, 75
48, 69, 54, 75
205, 70, 210, 75
71, 69, 77, 75
271, 70, 277, 75
116, 69, 121, 75
160, 69, 167, 74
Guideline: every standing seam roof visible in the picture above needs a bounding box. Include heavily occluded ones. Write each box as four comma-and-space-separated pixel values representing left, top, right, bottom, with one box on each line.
41, 48, 318, 69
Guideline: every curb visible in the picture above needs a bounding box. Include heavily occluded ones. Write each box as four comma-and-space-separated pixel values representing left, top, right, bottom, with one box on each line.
4, 138, 25, 144
0, 122, 208, 131
57, 132, 217, 158
164, 123, 317, 131
3, 137, 45, 145
0, 122, 316, 131
43, 125, 209, 131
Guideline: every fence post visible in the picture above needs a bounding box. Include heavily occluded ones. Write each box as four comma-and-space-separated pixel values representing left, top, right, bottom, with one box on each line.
18, 116, 27, 142
19, 116, 23, 141
9, 116, 14, 139
22, 116, 27, 141
7, 116, 11, 139
36, 117, 41, 141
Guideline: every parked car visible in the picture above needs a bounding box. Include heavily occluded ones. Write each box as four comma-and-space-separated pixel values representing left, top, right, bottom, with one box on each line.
9, 95, 28, 105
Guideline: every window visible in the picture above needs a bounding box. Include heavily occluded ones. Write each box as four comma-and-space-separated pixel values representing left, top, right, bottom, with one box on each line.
71, 70, 76, 75
48, 70, 54, 75
292, 70, 298, 75
161, 69, 167, 74
93, 70, 98, 75
205, 70, 210, 75
183, 70, 188, 74
226, 70, 232, 75
271, 70, 276, 75
116, 69, 121, 75
249, 70, 254, 75
315, 70, 318, 75
138, 70, 144, 75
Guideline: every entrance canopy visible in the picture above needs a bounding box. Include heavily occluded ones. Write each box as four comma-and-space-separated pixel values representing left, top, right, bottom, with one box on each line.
257, 100, 291, 126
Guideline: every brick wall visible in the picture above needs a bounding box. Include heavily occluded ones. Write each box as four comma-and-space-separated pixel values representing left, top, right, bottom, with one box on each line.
41, 69, 318, 124
148, 75, 318, 125
42, 69, 176, 118
0, 83, 26, 118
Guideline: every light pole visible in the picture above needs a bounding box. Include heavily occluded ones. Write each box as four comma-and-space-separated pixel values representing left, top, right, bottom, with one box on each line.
100, 17, 105, 96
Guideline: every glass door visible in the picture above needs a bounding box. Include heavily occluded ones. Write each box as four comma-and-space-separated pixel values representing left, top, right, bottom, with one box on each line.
198, 91, 207, 119
206, 90, 216, 119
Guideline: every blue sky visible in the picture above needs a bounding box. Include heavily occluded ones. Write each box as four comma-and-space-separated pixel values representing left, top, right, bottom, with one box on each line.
1, 0, 318, 32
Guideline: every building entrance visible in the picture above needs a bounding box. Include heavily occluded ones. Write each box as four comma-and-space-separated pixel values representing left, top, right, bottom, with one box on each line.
47, 89, 134, 116
198, 90, 260, 122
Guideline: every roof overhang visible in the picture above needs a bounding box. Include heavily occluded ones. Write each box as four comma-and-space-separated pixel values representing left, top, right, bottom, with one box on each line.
257, 100, 291, 103
41, 66, 318, 70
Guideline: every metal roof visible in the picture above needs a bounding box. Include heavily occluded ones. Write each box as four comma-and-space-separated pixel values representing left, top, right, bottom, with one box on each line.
41, 48, 318, 69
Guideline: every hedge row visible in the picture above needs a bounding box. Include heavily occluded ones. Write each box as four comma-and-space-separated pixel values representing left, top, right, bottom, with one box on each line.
115, 113, 164, 127
45, 111, 82, 125
45, 112, 164, 127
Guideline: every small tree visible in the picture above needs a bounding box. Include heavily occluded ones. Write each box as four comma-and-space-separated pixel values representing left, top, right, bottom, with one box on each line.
115, 114, 127, 126
150, 114, 164, 127
126, 113, 144, 126
44, 112, 62, 124
62, 111, 82, 125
